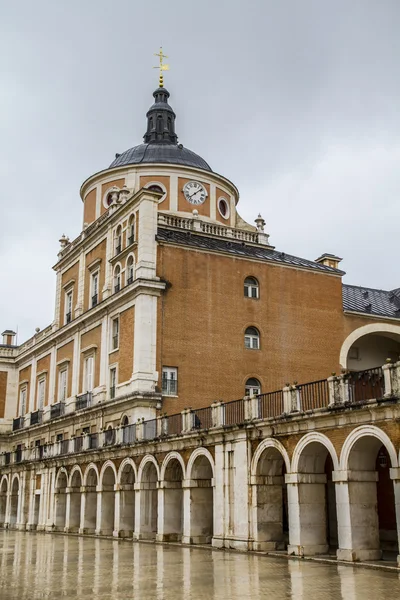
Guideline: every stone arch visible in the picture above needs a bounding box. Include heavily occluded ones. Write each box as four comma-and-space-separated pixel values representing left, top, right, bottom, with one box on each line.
186, 448, 215, 481
340, 425, 398, 471
138, 455, 160, 484
98, 461, 117, 536
292, 432, 340, 473
160, 452, 185, 542
82, 463, 99, 534
289, 433, 340, 555
185, 448, 215, 545
137, 455, 159, 540
339, 425, 399, 560
68, 467, 83, 533
0, 475, 8, 525
250, 439, 291, 551
160, 452, 186, 481
117, 458, 137, 538
54, 468, 68, 531
339, 323, 400, 369
9, 475, 20, 527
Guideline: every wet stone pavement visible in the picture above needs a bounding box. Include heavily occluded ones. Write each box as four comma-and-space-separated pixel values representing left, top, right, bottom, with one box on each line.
0, 531, 400, 600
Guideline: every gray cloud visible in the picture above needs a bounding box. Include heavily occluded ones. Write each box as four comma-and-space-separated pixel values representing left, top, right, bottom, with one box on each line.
1, 0, 399, 342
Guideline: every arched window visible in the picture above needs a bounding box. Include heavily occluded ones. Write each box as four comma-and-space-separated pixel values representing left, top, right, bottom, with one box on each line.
128, 215, 135, 245
121, 415, 129, 427
245, 378, 261, 397
244, 277, 259, 299
245, 327, 260, 350
115, 226, 122, 255
126, 256, 134, 285
114, 265, 121, 293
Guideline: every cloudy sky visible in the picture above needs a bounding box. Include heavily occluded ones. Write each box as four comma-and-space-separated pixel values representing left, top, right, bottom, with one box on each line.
1, 1, 399, 343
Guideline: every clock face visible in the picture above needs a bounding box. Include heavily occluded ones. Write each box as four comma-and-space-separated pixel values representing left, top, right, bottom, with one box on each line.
183, 181, 207, 205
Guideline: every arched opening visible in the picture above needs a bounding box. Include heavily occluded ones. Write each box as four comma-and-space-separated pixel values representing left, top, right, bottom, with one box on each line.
253, 446, 288, 551
113, 265, 121, 294
162, 458, 184, 542
127, 215, 135, 245
244, 327, 260, 350
99, 466, 116, 536
244, 277, 259, 299
346, 435, 398, 560
189, 454, 214, 544
119, 463, 135, 538
0, 478, 8, 526
139, 461, 158, 540
344, 330, 400, 371
54, 471, 68, 530
245, 378, 261, 397
9, 477, 19, 527
114, 226, 122, 255
68, 470, 82, 532
83, 468, 98, 534
121, 415, 129, 427
291, 440, 338, 556
126, 256, 134, 285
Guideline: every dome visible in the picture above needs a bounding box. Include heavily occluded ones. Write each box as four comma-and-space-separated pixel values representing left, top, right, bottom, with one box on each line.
109, 143, 212, 171
109, 86, 212, 173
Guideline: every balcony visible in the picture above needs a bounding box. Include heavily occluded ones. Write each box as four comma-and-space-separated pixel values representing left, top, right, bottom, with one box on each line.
30, 410, 42, 426
15, 446, 23, 464
65, 311, 72, 324
162, 379, 178, 396
110, 386, 116, 400
76, 392, 92, 411
115, 244, 122, 255
74, 436, 83, 453
114, 283, 120, 293
91, 293, 98, 307
104, 429, 116, 446
12, 416, 24, 432
127, 235, 134, 245
127, 275, 134, 285
50, 402, 65, 420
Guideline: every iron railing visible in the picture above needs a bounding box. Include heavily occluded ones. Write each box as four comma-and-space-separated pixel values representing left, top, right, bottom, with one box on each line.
60, 439, 70, 455
224, 399, 245, 426
143, 419, 157, 440
104, 429, 116, 446
76, 392, 92, 411
115, 244, 122, 255
127, 235, 134, 245
348, 367, 384, 403
65, 311, 72, 324
12, 416, 24, 432
15, 446, 22, 464
192, 407, 212, 430
114, 283, 120, 293
89, 433, 98, 450
258, 390, 284, 419
30, 410, 42, 426
122, 424, 136, 444
165, 413, 182, 436
74, 436, 83, 453
127, 275, 134, 285
91, 293, 98, 307
299, 379, 330, 411
50, 402, 64, 420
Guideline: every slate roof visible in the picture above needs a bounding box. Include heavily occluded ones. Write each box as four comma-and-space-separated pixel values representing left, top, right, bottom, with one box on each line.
156, 227, 344, 275
109, 143, 212, 172
342, 285, 400, 319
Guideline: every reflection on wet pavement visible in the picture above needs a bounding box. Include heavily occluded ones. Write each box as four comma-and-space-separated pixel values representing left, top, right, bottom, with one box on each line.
0, 531, 399, 600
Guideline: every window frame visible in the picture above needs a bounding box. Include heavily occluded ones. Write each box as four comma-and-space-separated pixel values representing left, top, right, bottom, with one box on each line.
58, 367, 68, 403
84, 355, 94, 393
109, 366, 117, 400
37, 377, 46, 410
90, 270, 99, 308
111, 317, 119, 352
65, 289, 73, 324
126, 255, 135, 285
127, 215, 135, 245
162, 366, 178, 396
19, 385, 27, 416
245, 378, 261, 397
244, 277, 259, 299
244, 327, 260, 350
114, 225, 122, 256
113, 265, 121, 294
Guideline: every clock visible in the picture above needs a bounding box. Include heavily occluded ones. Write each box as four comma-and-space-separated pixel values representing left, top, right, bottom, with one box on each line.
183, 181, 207, 205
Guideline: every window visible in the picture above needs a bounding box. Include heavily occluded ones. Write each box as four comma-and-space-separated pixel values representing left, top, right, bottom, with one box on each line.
113, 266, 121, 293
91, 271, 99, 307
162, 367, 178, 396
145, 182, 167, 202
84, 356, 94, 392
19, 386, 27, 416
126, 256, 134, 285
245, 327, 260, 350
121, 415, 129, 427
244, 277, 259, 299
110, 368, 117, 399
65, 290, 73, 324
218, 197, 230, 219
37, 378, 46, 410
58, 369, 67, 403
245, 378, 261, 397
115, 226, 122, 255
127, 216, 135, 245
56, 433, 64, 442
111, 317, 119, 350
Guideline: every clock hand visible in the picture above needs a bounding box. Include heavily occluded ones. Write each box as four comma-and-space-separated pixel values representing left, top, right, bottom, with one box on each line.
189, 188, 201, 199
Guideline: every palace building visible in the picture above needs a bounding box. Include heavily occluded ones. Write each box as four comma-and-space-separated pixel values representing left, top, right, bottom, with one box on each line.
1, 66, 400, 566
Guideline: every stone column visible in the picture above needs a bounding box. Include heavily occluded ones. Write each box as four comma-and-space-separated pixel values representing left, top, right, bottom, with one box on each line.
212, 444, 225, 548
251, 474, 285, 551
286, 472, 329, 556
334, 469, 381, 562
64, 489, 72, 532
95, 486, 102, 535
389, 468, 400, 567
79, 488, 86, 534
113, 486, 121, 537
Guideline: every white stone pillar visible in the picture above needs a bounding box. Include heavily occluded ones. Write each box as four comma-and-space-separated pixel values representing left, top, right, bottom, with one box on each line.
131, 294, 158, 393
99, 315, 108, 389
65, 490, 71, 532
48, 346, 57, 405
71, 332, 80, 397
103, 228, 114, 299
79, 488, 86, 533
133, 485, 141, 540
382, 363, 393, 397
212, 444, 225, 548
28, 358, 37, 413
113, 487, 121, 537
75, 252, 86, 317
389, 468, 400, 567
53, 269, 62, 328
230, 437, 250, 550
169, 174, 178, 212
95, 487, 102, 535
156, 486, 165, 541
135, 193, 158, 279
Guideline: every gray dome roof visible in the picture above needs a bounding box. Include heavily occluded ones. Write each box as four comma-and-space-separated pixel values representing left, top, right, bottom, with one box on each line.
110, 143, 212, 172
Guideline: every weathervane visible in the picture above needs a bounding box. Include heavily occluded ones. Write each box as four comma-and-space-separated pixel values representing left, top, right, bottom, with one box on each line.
153, 47, 169, 88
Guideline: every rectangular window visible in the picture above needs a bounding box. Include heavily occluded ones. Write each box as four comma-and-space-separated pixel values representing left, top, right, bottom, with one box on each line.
19, 387, 27, 416
65, 290, 73, 324
58, 368, 67, 402
84, 356, 94, 392
56, 433, 63, 442
111, 317, 119, 351
91, 271, 99, 307
37, 378, 46, 410
110, 367, 117, 399
162, 367, 178, 396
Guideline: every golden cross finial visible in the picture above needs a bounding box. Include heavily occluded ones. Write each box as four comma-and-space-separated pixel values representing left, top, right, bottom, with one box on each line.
153, 47, 169, 87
